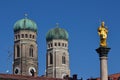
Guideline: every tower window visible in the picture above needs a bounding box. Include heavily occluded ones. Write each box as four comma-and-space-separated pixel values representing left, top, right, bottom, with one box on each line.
29, 45, 34, 57
65, 43, 67, 47
55, 43, 57, 46
58, 42, 61, 46
15, 35, 17, 39
30, 69, 35, 76
29, 67, 36, 76
62, 56, 66, 64
17, 46, 20, 57
48, 44, 50, 48
33, 35, 35, 39
14, 67, 20, 74
51, 43, 53, 47
62, 43, 64, 47
50, 53, 53, 64
30, 34, 32, 38
22, 34, 24, 38
25, 34, 28, 38
18, 35, 20, 39
15, 69, 19, 74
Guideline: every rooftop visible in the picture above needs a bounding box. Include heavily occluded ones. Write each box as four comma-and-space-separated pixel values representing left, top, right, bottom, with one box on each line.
0, 74, 63, 80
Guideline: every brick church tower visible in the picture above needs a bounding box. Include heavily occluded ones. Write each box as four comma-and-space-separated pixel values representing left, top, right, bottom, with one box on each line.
46, 24, 70, 78
13, 16, 38, 76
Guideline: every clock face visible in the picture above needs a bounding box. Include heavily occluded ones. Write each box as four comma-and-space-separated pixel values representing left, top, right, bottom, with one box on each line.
28, 67, 36, 76
62, 73, 67, 78
15, 69, 18, 74
14, 67, 20, 74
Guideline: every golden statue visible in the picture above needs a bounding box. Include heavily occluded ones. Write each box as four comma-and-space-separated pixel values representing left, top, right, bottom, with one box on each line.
98, 22, 108, 47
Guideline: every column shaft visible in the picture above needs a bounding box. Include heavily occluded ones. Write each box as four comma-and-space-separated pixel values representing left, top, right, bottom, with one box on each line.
96, 47, 110, 80
100, 57, 108, 80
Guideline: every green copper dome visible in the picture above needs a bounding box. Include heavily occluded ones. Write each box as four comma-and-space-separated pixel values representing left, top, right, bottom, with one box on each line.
14, 18, 37, 32
46, 27, 69, 41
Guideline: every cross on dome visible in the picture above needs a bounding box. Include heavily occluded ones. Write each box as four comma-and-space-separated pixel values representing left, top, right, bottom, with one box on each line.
24, 13, 28, 19
56, 23, 59, 27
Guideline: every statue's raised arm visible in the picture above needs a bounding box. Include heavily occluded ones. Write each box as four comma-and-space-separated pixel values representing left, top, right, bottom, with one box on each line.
98, 22, 108, 47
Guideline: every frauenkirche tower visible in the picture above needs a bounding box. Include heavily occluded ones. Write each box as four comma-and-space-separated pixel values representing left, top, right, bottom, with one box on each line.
13, 16, 38, 76
46, 24, 70, 78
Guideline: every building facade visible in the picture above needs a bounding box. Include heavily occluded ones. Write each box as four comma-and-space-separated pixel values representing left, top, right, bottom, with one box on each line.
13, 17, 38, 76
46, 25, 70, 78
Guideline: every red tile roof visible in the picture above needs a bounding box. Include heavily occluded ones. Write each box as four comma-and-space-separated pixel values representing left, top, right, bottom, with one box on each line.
88, 73, 120, 80
108, 73, 120, 80
0, 73, 63, 80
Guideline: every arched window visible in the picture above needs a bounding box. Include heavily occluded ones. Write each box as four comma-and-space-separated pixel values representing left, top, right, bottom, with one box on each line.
51, 43, 53, 47
21, 34, 24, 38
65, 43, 67, 47
18, 35, 20, 39
29, 34, 32, 38
54, 43, 57, 46
14, 67, 20, 74
30, 69, 35, 76
25, 34, 28, 38
33, 35, 35, 39
62, 43, 64, 47
29, 67, 36, 76
48, 44, 50, 48
50, 53, 53, 64
29, 45, 34, 57
17, 46, 20, 57
15, 35, 17, 39
62, 56, 66, 64
58, 42, 61, 46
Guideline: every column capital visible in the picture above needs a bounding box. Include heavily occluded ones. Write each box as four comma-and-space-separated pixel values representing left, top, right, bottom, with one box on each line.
96, 47, 111, 57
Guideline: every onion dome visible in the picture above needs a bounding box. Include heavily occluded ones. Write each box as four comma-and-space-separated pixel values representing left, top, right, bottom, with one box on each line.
14, 16, 37, 32
46, 24, 69, 41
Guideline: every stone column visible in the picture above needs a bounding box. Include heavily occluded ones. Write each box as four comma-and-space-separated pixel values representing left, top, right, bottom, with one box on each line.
96, 47, 110, 80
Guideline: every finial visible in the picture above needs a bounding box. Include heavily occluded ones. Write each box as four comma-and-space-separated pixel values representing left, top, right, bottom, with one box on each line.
24, 13, 28, 19
101, 21, 105, 27
56, 23, 59, 27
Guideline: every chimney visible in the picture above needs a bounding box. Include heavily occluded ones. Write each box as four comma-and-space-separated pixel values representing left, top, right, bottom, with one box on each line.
73, 74, 77, 80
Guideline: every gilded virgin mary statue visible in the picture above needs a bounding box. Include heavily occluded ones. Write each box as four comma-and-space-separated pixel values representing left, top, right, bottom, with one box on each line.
98, 22, 108, 47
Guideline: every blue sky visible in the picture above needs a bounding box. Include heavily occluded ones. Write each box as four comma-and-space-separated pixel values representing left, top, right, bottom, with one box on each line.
0, 0, 120, 79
